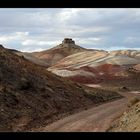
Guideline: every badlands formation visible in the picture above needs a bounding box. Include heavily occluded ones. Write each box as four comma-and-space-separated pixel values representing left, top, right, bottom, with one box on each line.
1, 38, 140, 132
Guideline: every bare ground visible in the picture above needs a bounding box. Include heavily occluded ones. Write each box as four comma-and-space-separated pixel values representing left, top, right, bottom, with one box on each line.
34, 91, 140, 132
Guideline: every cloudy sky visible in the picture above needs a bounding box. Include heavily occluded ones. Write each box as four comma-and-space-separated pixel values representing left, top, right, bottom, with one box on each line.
0, 8, 140, 52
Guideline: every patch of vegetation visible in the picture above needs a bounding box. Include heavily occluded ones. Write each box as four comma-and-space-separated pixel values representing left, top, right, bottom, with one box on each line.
17, 78, 32, 90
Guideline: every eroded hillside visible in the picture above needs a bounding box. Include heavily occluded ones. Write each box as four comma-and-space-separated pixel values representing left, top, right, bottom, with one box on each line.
0, 45, 122, 131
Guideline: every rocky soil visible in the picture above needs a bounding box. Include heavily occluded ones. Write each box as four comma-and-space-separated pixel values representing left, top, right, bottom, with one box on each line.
108, 99, 140, 132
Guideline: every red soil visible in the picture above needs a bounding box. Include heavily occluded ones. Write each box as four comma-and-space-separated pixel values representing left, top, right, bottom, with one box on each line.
65, 64, 128, 84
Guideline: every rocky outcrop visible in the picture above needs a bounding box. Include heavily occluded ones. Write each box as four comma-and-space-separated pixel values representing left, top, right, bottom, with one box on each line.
62, 38, 75, 44
108, 100, 140, 132
0, 44, 4, 48
132, 64, 140, 72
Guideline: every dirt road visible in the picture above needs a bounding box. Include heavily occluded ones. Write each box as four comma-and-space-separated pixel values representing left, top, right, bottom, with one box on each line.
35, 91, 140, 132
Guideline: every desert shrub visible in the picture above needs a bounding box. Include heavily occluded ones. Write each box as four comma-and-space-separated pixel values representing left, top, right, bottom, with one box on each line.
68, 75, 97, 84
17, 78, 31, 90
0, 86, 7, 92
0, 68, 2, 81
127, 97, 140, 107
40, 87, 46, 92
119, 86, 130, 92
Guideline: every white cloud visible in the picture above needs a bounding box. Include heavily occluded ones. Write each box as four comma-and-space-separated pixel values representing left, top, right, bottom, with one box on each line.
20, 47, 45, 52
57, 9, 82, 22
0, 32, 29, 43
76, 37, 103, 46
22, 39, 59, 46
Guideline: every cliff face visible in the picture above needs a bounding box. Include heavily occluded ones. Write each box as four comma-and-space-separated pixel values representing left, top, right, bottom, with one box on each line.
62, 38, 75, 44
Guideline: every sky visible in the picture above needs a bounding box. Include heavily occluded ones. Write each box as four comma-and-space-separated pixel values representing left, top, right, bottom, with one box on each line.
0, 8, 140, 52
